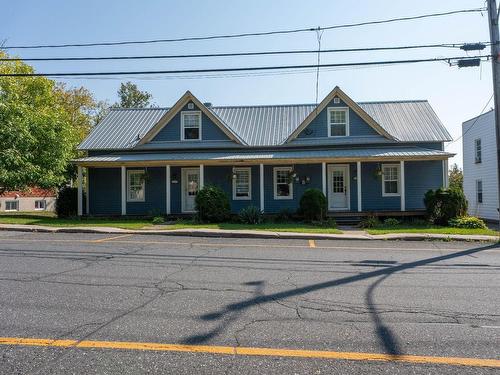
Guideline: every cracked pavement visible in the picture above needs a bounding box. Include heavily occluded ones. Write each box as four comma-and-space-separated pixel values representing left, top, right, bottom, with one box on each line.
0, 231, 498, 374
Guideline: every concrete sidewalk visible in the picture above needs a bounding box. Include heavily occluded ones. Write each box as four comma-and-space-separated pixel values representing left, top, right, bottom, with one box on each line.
0, 223, 498, 242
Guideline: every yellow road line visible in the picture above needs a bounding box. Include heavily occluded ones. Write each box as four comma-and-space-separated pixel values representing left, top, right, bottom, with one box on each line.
308, 240, 316, 248
0, 336, 498, 368
90, 234, 133, 243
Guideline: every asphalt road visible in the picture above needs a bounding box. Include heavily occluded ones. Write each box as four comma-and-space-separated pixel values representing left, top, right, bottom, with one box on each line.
0, 231, 498, 374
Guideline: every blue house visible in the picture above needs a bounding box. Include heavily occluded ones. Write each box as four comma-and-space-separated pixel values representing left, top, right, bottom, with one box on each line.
74, 87, 453, 217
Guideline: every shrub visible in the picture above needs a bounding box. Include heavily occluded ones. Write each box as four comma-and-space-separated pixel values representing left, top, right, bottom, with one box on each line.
195, 185, 230, 223
424, 188, 468, 225
274, 208, 295, 223
56, 186, 78, 218
152, 216, 165, 225
448, 216, 487, 229
239, 205, 263, 224
383, 218, 400, 226
359, 215, 380, 228
311, 217, 337, 228
299, 188, 327, 222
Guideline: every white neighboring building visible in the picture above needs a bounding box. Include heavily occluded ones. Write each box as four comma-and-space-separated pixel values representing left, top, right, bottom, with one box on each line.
462, 110, 499, 222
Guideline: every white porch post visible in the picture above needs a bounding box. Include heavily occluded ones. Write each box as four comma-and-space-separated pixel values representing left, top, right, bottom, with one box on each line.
321, 162, 327, 196
199, 164, 204, 189
259, 164, 264, 212
77, 166, 83, 216
357, 161, 362, 212
121, 166, 126, 216
443, 159, 449, 187
166, 165, 171, 215
400, 161, 405, 211
85, 167, 89, 216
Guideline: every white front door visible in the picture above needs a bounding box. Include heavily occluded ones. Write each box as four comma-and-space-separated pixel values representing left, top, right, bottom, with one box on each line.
182, 168, 200, 213
328, 165, 350, 210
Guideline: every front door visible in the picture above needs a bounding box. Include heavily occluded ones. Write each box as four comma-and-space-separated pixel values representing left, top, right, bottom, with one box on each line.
328, 165, 350, 210
182, 168, 200, 213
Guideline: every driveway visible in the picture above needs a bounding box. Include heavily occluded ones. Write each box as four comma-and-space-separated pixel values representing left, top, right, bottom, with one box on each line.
0, 231, 498, 374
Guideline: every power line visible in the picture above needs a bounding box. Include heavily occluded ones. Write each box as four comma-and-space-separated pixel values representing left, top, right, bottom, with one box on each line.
1, 8, 485, 49
0, 55, 490, 77
0, 42, 480, 62
446, 94, 494, 146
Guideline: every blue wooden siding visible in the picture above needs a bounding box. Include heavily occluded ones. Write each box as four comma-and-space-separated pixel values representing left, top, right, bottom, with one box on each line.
205, 165, 261, 212
405, 160, 443, 209
297, 98, 384, 140
126, 167, 166, 215
87, 161, 443, 215
88, 168, 121, 215
361, 162, 401, 211
263, 164, 322, 213
151, 102, 232, 143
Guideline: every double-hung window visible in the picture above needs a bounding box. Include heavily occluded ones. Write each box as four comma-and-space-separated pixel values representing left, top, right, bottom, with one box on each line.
328, 108, 349, 137
5, 201, 19, 211
233, 168, 251, 200
127, 170, 145, 202
382, 164, 400, 196
34, 200, 46, 210
476, 179, 483, 203
474, 139, 482, 163
181, 111, 201, 140
274, 167, 293, 199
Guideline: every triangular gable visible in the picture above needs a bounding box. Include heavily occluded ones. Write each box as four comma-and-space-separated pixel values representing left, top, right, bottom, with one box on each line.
138, 91, 246, 145
285, 86, 395, 143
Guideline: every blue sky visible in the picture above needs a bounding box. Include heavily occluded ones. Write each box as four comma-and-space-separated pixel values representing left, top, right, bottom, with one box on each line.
2, 0, 494, 166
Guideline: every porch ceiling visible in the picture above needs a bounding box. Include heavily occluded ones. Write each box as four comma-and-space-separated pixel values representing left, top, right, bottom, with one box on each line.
74, 147, 453, 166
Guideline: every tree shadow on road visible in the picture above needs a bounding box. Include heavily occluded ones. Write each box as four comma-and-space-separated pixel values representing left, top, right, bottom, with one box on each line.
182, 243, 498, 354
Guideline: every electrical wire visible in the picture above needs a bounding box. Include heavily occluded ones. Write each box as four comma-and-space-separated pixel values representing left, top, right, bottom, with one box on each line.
446, 93, 494, 146
1, 8, 485, 49
0, 55, 489, 77
0, 43, 480, 62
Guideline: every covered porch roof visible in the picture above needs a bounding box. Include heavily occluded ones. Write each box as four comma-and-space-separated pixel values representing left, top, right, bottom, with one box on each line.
74, 146, 453, 167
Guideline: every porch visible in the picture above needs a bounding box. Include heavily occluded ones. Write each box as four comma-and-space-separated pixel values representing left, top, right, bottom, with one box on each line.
76, 157, 448, 217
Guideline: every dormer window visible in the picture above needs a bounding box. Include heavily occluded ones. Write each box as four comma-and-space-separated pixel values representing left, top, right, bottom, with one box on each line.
327, 108, 349, 137
181, 111, 201, 140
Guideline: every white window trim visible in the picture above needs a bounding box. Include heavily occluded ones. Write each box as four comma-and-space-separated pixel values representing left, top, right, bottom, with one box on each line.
476, 179, 483, 204
474, 138, 482, 163
5, 200, 19, 212
273, 166, 293, 200
34, 199, 46, 210
180, 110, 202, 141
327, 107, 349, 137
232, 167, 252, 200
381, 163, 401, 197
127, 169, 146, 202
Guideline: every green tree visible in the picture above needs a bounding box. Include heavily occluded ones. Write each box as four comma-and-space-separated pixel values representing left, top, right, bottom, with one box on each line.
448, 163, 463, 191
0, 51, 99, 191
115, 81, 152, 108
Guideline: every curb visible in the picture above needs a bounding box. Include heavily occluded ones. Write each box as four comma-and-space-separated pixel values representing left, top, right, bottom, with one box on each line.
0, 224, 498, 242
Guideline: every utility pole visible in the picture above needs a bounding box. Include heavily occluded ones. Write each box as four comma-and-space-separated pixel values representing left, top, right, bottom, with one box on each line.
487, 0, 500, 224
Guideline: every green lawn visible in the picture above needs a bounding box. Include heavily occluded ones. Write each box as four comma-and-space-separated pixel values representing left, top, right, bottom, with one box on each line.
367, 224, 499, 237
0, 213, 341, 233
0, 212, 152, 230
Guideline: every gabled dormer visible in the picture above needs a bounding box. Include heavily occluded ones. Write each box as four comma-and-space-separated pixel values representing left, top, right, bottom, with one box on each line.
138, 91, 245, 146
286, 86, 394, 143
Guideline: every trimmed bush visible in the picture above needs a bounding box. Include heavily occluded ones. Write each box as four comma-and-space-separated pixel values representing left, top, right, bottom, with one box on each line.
359, 215, 380, 228
383, 218, 400, 226
448, 216, 487, 229
424, 188, 468, 225
56, 186, 78, 218
239, 205, 263, 224
299, 188, 327, 221
195, 185, 230, 223
152, 216, 165, 225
